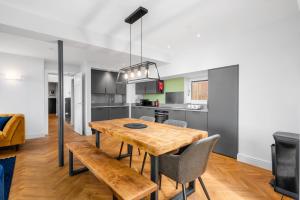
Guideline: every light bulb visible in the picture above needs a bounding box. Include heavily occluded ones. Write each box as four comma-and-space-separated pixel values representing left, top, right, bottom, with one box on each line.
130, 71, 135, 78
137, 69, 141, 77
124, 73, 128, 79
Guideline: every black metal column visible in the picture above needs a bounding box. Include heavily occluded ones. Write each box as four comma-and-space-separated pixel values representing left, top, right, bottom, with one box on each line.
150, 155, 159, 200
58, 40, 64, 167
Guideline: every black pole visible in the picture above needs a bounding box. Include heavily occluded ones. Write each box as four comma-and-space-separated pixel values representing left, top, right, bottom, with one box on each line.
58, 40, 64, 167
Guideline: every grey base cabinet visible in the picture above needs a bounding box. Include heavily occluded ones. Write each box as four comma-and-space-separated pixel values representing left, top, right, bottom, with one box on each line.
131, 107, 155, 119
186, 111, 208, 131
169, 110, 186, 121
91, 107, 110, 121
110, 107, 129, 119
91, 107, 129, 121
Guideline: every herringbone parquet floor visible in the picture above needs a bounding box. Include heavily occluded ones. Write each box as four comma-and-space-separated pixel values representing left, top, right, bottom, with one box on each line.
0, 115, 290, 200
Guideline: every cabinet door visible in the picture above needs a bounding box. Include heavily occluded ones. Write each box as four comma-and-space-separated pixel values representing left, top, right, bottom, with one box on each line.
131, 107, 139, 118
110, 107, 129, 119
208, 65, 239, 158
91, 70, 106, 93
169, 110, 186, 121
91, 107, 110, 121
142, 107, 155, 117
105, 72, 117, 94
186, 111, 207, 131
145, 81, 157, 94
136, 82, 145, 94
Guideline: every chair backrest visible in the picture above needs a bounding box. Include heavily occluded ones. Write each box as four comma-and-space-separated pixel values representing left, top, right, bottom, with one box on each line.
164, 119, 187, 128
140, 116, 155, 122
178, 134, 220, 183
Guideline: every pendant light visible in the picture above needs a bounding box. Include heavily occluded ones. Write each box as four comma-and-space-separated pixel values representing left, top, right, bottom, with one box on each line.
116, 7, 160, 84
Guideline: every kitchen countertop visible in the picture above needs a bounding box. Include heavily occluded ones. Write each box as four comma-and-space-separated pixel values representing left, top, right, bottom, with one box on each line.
92, 104, 129, 108
132, 105, 208, 112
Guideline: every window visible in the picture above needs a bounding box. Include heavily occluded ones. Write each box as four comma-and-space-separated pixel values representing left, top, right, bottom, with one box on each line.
191, 80, 208, 100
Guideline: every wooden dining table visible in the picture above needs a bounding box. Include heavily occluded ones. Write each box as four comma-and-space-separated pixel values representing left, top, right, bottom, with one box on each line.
89, 118, 208, 200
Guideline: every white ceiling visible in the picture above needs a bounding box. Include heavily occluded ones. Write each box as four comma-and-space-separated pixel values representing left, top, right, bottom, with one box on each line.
0, 0, 299, 66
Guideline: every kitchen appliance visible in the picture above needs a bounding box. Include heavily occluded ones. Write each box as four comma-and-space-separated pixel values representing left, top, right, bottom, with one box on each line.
166, 92, 184, 104
270, 132, 299, 199
155, 110, 168, 123
140, 99, 153, 106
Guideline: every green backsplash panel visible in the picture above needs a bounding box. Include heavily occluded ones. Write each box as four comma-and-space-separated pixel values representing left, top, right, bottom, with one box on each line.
143, 78, 184, 104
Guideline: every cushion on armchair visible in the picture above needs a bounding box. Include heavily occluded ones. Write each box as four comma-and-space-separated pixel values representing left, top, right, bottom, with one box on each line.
0, 117, 12, 131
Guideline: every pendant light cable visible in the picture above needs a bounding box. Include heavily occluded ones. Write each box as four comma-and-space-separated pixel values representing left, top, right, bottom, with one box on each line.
130, 24, 132, 67
141, 17, 143, 64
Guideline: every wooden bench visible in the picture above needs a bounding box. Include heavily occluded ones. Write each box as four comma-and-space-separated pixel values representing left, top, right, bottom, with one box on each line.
66, 141, 157, 200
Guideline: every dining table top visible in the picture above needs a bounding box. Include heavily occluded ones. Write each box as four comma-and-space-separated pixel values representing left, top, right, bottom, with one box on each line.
89, 118, 208, 156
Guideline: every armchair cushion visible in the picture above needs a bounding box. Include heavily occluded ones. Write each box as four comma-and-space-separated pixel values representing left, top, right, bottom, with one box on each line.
0, 117, 12, 131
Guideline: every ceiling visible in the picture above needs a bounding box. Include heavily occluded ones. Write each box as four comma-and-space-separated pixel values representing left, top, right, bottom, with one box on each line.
0, 0, 299, 66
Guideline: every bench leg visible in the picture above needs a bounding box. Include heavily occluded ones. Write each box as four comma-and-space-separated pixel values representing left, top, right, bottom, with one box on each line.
150, 155, 159, 200
95, 130, 100, 148
112, 195, 118, 200
69, 150, 89, 176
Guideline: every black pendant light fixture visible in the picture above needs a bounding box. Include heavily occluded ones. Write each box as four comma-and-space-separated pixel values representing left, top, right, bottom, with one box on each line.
117, 7, 160, 84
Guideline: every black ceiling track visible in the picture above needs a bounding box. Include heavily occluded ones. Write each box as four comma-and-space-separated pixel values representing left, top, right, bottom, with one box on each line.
125, 7, 148, 24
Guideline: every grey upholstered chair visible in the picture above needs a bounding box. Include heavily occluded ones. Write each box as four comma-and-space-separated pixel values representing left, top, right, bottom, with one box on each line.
164, 119, 188, 128
159, 134, 220, 200
118, 116, 155, 167
140, 119, 188, 174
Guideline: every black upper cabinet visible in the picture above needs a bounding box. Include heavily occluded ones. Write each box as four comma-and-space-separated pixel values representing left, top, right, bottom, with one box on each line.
135, 81, 160, 94
91, 69, 124, 94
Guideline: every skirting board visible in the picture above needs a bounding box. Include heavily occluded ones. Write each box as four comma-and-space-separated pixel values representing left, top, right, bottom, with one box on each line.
237, 153, 272, 170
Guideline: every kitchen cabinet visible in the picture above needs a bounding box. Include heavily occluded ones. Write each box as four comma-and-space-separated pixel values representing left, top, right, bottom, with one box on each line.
186, 111, 208, 131
91, 70, 106, 94
91, 69, 119, 94
110, 107, 129, 119
91, 107, 110, 121
131, 107, 155, 119
135, 81, 162, 94
208, 65, 239, 158
169, 110, 186, 121
131, 107, 142, 118
92, 106, 129, 121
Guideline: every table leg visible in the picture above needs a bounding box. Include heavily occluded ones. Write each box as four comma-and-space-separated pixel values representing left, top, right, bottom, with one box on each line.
150, 155, 159, 200
95, 130, 100, 148
170, 181, 195, 200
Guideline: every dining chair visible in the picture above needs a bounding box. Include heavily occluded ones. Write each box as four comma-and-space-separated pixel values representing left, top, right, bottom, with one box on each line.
158, 134, 220, 200
164, 119, 188, 128
140, 119, 188, 175
118, 116, 155, 167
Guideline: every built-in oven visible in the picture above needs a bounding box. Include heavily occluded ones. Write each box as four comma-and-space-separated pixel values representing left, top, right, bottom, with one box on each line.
155, 110, 169, 123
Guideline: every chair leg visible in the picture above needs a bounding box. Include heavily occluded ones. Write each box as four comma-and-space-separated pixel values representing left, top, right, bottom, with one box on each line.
198, 177, 211, 200
140, 152, 148, 174
176, 181, 178, 189
129, 151, 132, 168
182, 184, 187, 200
159, 173, 162, 190
118, 142, 124, 160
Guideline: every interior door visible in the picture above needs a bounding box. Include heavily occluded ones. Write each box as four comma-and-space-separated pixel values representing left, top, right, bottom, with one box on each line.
74, 72, 83, 135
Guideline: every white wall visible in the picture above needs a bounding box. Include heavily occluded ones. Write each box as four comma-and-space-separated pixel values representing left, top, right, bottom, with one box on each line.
159, 17, 300, 170
0, 52, 45, 139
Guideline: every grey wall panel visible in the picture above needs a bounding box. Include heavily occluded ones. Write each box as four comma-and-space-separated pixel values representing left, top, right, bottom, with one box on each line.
208, 65, 239, 158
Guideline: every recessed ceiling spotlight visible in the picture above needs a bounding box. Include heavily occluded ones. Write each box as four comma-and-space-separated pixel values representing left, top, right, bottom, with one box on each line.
167, 45, 171, 49
196, 33, 201, 38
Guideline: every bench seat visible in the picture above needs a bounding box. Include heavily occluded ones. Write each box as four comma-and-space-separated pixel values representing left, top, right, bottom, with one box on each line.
66, 141, 157, 200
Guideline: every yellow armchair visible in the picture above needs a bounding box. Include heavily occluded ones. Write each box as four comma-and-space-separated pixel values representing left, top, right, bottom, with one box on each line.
0, 114, 25, 148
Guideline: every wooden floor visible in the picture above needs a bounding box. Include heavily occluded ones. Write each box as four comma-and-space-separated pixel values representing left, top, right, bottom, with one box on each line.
0, 115, 288, 200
